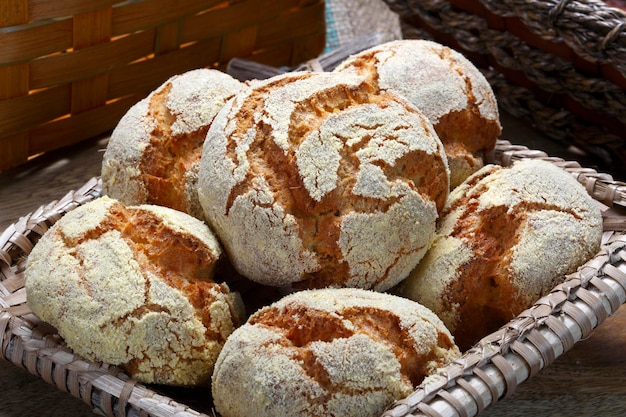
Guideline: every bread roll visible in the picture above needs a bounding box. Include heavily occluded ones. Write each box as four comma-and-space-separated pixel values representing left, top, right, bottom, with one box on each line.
335, 39, 502, 189
24, 196, 245, 386
211, 287, 460, 417
101, 68, 245, 220
397, 159, 603, 350
197, 70, 449, 291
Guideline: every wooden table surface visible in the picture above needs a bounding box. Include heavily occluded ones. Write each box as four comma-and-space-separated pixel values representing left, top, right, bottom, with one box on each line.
1, 111, 625, 417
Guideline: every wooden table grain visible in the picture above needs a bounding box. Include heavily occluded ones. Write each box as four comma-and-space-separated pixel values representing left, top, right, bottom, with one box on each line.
1, 111, 625, 417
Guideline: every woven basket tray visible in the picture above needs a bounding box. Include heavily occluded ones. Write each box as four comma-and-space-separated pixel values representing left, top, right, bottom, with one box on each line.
0, 0, 326, 172
382, 0, 626, 176
1, 140, 626, 417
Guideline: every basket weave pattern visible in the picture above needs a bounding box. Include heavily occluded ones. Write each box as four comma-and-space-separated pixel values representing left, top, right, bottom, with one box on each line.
383, 0, 626, 173
0, 0, 326, 172
1, 140, 626, 417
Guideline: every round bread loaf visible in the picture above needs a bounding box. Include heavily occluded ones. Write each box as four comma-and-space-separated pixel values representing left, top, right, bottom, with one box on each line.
211, 287, 460, 417
197, 70, 449, 291
397, 159, 603, 350
335, 39, 502, 189
24, 196, 245, 386
101, 68, 245, 220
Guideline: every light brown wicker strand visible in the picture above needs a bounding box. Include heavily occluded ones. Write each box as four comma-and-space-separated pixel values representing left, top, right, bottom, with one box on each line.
508, 340, 541, 378
118, 379, 139, 417
470, 366, 506, 407
54, 354, 70, 391
470, 367, 500, 408
103, 389, 116, 417
417, 402, 446, 417
81, 361, 105, 408
489, 356, 517, 399
435, 389, 469, 417
579, 281, 612, 321
592, 272, 623, 313
0, 312, 11, 352
455, 378, 487, 414
38, 346, 55, 385
455, 372, 494, 416
68, 364, 82, 402
24, 343, 39, 376
604, 263, 626, 290
541, 314, 575, 353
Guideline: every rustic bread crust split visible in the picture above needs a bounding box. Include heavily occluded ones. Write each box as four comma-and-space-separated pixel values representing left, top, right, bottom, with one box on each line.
197, 70, 450, 291
25, 196, 245, 386
397, 159, 603, 350
335, 39, 502, 189
211, 288, 460, 417
102, 68, 245, 220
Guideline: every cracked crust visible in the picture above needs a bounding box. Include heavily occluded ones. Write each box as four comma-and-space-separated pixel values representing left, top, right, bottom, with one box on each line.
211, 288, 460, 417
24, 196, 245, 386
335, 39, 502, 189
101, 68, 245, 220
397, 160, 603, 350
197, 71, 449, 290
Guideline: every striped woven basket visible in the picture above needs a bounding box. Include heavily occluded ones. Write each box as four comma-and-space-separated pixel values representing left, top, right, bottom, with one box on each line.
382, 0, 626, 177
0, 0, 326, 172
1, 140, 626, 417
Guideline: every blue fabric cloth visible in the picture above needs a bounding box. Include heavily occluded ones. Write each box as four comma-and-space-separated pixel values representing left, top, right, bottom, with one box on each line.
324, 0, 341, 53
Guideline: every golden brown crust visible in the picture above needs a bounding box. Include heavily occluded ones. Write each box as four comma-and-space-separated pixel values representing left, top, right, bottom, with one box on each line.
211, 288, 460, 417
335, 39, 502, 189
101, 68, 244, 219
24, 196, 245, 386
398, 160, 603, 350
198, 71, 449, 290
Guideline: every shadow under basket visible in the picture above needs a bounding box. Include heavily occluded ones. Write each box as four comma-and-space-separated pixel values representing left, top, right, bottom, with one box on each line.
1, 140, 626, 417
383, 0, 626, 177
0, 0, 326, 172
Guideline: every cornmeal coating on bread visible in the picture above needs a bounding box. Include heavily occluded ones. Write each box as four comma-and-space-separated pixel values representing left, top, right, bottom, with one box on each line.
335, 39, 502, 189
211, 288, 460, 417
101, 68, 245, 220
197, 71, 449, 291
398, 159, 603, 350
25, 196, 245, 386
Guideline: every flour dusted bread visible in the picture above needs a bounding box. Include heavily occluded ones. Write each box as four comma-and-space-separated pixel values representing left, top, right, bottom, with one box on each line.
197, 70, 449, 291
211, 288, 460, 417
101, 68, 245, 219
24, 196, 245, 386
335, 39, 502, 189
397, 159, 603, 350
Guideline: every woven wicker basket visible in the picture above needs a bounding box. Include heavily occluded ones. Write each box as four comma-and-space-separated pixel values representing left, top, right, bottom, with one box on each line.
1, 140, 625, 417
0, 0, 326, 172
382, 0, 626, 176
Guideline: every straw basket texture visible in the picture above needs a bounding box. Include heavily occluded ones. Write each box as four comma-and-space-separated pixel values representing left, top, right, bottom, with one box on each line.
0, 0, 326, 172
1, 140, 626, 417
382, 0, 626, 175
